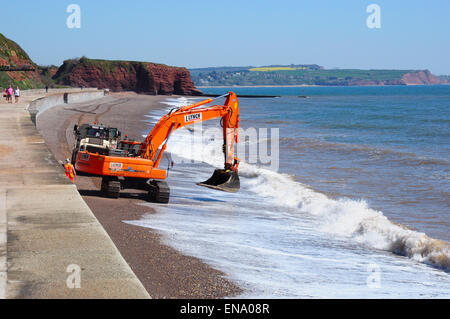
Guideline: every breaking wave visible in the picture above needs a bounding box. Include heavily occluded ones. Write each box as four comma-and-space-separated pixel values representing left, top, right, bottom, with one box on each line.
162, 98, 450, 272
241, 164, 450, 271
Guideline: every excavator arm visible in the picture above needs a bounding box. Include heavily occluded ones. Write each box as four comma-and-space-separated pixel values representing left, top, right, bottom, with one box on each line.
140, 92, 241, 192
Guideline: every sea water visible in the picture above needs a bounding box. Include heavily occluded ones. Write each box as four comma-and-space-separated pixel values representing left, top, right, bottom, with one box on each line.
126, 85, 450, 298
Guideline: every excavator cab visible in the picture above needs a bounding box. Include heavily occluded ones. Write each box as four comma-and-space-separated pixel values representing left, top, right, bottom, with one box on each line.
71, 123, 121, 164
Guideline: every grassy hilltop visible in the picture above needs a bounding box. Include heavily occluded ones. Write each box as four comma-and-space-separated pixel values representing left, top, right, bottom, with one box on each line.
52, 57, 201, 95
190, 65, 447, 86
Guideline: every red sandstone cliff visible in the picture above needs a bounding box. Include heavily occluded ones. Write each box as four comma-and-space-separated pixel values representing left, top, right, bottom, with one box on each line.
346, 70, 443, 86
401, 70, 442, 85
53, 58, 202, 95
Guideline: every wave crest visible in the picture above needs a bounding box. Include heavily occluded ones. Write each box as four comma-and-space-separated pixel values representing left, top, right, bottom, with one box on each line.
162, 98, 450, 272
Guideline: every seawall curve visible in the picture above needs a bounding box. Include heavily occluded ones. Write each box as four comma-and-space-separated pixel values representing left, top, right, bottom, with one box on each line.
0, 89, 150, 298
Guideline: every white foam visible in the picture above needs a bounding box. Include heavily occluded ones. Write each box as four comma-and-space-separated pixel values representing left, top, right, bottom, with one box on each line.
162, 97, 450, 272
160, 97, 203, 109
244, 166, 450, 270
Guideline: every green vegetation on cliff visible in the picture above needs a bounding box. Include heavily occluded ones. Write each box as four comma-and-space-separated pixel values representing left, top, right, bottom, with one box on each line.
0, 33, 43, 89
0, 33, 32, 63
76, 57, 135, 74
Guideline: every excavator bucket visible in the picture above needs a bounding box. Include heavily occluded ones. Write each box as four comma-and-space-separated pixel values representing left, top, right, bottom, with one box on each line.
197, 169, 240, 193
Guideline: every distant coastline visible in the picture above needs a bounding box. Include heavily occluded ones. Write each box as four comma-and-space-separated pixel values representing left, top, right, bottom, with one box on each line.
198, 84, 321, 88
198, 83, 450, 89
191, 65, 448, 88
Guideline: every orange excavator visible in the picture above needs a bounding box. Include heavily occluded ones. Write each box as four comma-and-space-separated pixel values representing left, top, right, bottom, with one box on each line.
74, 92, 240, 203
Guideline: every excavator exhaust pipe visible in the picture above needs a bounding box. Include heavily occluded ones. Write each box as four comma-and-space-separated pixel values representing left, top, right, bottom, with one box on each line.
197, 169, 240, 193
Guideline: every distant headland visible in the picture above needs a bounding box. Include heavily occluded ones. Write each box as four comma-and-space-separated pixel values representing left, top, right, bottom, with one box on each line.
190, 65, 449, 87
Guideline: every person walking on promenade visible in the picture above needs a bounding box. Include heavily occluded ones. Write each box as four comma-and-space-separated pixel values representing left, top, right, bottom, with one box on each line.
7, 85, 13, 103
45, 85, 49, 93
64, 158, 76, 183
14, 86, 20, 103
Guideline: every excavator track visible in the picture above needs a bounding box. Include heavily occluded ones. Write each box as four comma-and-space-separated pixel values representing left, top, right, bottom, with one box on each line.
147, 180, 170, 203
101, 176, 121, 198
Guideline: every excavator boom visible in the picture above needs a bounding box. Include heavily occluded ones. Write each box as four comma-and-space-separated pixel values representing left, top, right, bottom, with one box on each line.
141, 93, 239, 167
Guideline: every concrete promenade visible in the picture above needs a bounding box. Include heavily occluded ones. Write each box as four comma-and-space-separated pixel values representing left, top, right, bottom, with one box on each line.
0, 89, 150, 298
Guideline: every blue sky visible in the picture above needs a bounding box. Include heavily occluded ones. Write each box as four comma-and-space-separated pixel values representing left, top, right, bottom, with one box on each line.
1, 0, 449, 74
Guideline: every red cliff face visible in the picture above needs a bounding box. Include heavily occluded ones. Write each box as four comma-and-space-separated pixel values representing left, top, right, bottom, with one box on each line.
0, 33, 43, 88
401, 70, 442, 85
142, 63, 202, 95
53, 58, 202, 95
346, 70, 443, 86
